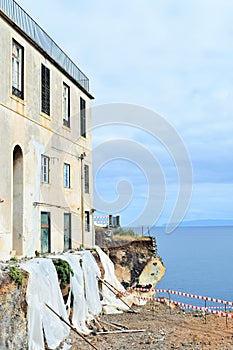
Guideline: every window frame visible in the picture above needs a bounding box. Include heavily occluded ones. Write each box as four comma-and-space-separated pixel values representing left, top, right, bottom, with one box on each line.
41, 155, 50, 184
63, 82, 70, 127
12, 39, 24, 99
64, 163, 70, 188
41, 64, 50, 115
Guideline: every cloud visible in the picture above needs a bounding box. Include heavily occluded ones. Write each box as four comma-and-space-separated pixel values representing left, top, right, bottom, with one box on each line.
17, 0, 233, 224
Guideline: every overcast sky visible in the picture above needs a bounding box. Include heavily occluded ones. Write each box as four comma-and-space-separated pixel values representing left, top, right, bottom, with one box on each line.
17, 0, 233, 228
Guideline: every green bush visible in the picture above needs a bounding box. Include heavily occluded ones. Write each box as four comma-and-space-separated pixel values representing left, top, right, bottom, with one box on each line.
53, 259, 74, 287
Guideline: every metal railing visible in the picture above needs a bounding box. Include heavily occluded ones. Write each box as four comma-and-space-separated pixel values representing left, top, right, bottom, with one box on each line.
0, 0, 89, 92
120, 226, 155, 237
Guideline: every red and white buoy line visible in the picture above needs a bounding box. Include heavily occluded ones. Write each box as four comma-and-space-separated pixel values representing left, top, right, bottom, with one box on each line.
128, 288, 233, 318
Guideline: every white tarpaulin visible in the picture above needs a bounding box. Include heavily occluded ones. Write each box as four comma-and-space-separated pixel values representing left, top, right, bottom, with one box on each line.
61, 254, 89, 334
21, 247, 144, 348
51, 251, 101, 333
82, 251, 102, 317
95, 246, 139, 313
21, 258, 69, 350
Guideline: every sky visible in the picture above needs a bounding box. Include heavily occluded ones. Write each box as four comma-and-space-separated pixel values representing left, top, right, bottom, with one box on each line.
17, 0, 233, 228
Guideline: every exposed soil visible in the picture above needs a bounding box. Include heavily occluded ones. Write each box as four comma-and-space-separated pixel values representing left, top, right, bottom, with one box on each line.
69, 301, 233, 350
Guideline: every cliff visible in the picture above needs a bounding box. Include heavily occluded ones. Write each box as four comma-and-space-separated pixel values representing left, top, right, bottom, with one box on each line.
95, 228, 164, 289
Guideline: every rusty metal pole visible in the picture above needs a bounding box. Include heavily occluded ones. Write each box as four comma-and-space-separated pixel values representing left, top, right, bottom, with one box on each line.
45, 303, 100, 350
97, 277, 137, 313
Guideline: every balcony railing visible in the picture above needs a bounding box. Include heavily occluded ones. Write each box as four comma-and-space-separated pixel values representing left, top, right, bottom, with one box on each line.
0, 0, 89, 92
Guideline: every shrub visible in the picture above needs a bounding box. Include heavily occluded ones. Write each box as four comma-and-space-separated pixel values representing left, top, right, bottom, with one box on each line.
53, 259, 74, 288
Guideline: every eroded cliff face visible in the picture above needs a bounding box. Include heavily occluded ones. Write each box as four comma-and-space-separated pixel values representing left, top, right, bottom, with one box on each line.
101, 237, 162, 288
0, 270, 27, 349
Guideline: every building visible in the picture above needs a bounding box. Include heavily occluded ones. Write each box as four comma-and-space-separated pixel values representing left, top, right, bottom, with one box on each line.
0, 0, 95, 260
94, 215, 120, 228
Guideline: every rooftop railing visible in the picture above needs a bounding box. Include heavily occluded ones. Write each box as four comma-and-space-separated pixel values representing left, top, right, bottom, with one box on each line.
0, 0, 89, 92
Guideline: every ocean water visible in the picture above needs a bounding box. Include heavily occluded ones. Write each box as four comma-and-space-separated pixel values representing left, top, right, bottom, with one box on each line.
153, 226, 233, 306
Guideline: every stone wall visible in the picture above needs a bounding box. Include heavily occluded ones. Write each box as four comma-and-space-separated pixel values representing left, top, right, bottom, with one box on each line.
0, 269, 27, 349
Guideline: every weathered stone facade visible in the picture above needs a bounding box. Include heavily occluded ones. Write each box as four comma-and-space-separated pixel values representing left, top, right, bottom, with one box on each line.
0, 1, 95, 260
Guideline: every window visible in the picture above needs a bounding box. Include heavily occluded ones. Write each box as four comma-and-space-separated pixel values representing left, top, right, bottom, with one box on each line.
85, 211, 90, 232
12, 40, 24, 99
41, 155, 49, 183
41, 64, 50, 115
63, 83, 70, 127
64, 213, 72, 250
41, 212, 51, 253
84, 164, 89, 193
80, 97, 86, 137
64, 163, 70, 188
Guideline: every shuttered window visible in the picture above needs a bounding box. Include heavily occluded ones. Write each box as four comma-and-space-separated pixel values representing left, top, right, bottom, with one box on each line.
84, 164, 89, 193
41, 64, 50, 115
41, 155, 49, 183
80, 97, 86, 138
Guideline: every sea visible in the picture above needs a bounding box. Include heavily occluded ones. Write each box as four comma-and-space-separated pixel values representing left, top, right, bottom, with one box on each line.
151, 226, 233, 308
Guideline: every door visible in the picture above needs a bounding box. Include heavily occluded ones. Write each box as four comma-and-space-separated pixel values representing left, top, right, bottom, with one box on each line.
64, 213, 71, 250
41, 212, 51, 253
13, 145, 23, 255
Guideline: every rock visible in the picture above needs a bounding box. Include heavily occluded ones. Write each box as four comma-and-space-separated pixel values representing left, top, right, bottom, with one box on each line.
0, 269, 27, 349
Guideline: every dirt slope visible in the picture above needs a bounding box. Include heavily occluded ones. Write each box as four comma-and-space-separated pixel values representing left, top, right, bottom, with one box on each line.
69, 301, 233, 350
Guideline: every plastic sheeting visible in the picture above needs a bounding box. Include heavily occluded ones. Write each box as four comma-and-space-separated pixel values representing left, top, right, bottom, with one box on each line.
82, 251, 102, 317
60, 254, 89, 334
21, 248, 144, 348
60, 252, 101, 334
95, 246, 140, 314
21, 258, 69, 350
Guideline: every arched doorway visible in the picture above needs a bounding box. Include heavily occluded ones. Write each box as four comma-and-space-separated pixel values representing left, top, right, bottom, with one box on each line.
13, 145, 23, 255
